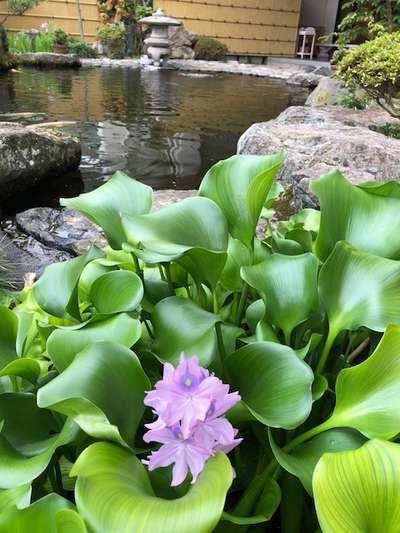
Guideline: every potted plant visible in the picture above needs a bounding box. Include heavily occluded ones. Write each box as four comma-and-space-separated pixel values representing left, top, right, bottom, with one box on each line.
53, 29, 69, 54
96, 22, 126, 58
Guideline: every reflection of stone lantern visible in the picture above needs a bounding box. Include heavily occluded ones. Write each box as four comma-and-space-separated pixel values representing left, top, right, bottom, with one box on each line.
138, 8, 181, 67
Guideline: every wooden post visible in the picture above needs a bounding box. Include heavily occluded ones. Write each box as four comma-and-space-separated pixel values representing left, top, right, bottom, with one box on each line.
75, 0, 85, 42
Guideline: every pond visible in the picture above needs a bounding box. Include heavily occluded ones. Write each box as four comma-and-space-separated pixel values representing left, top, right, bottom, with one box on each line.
0, 66, 289, 210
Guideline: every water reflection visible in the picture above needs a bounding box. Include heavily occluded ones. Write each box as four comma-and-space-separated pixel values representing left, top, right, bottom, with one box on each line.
0, 67, 289, 194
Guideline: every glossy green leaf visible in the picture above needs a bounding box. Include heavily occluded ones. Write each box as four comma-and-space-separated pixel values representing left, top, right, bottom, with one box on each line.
0, 358, 41, 383
199, 153, 283, 246
47, 313, 141, 372
269, 428, 366, 495
0, 493, 74, 532
220, 237, 252, 292
313, 440, 400, 533
123, 197, 228, 289
226, 342, 314, 429
151, 296, 241, 367
241, 253, 319, 342
56, 509, 88, 533
327, 325, 400, 439
71, 442, 232, 533
33, 246, 103, 320
319, 241, 400, 341
311, 170, 400, 261
0, 484, 31, 510
38, 341, 150, 446
0, 305, 18, 366
89, 270, 143, 314
0, 419, 78, 489
61, 171, 152, 249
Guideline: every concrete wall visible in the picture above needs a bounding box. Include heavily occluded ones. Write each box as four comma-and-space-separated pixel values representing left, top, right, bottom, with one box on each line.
299, 0, 339, 38
155, 0, 302, 56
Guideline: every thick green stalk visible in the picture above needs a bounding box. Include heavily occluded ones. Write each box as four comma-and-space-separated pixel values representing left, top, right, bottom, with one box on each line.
235, 284, 249, 326
315, 327, 337, 375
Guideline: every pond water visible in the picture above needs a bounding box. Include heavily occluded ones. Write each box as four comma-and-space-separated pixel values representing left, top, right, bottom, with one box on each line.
0, 66, 289, 208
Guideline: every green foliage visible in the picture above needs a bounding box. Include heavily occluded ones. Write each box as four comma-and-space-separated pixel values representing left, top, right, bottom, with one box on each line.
337, 32, 400, 117
7, 0, 38, 15
194, 36, 228, 61
96, 22, 126, 58
53, 28, 68, 45
3, 158, 400, 531
336, 90, 369, 110
67, 40, 97, 58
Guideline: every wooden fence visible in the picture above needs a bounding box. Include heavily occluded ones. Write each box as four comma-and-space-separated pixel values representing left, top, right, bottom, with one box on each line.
155, 0, 301, 56
0, 0, 99, 42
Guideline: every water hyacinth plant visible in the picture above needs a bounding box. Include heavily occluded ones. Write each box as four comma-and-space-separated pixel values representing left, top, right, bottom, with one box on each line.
2, 153, 400, 531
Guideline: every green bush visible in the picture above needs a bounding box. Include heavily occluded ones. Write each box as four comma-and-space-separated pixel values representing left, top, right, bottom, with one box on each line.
53, 28, 69, 45
337, 31, 400, 117
194, 36, 228, 61
68, 39, 98, 58
96, 22, 126, 58
7, 30, 53, 53
337, 90, 370, 110
7, 0, 38, 15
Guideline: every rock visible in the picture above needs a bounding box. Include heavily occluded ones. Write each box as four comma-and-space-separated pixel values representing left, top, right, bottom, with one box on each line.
0, 123, 81, 196
169, 27, 197, 60
15, 207, 106, 256
0, 25, 17, 71
238, 105, 400, 208
312, 64, 332, 77
18, 52, 81, 68
306, 76, 347, 107
287, 71, 323, 89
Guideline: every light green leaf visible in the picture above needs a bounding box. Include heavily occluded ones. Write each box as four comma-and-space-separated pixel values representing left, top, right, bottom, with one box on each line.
56, 509, 88, 533
319, 241, 400, 342
311, 170, 400, 261
0, 359, 41, 383
47, 313, 141, 372
0, 493, 74, 532
199, 153, 283, 246
0, 484, 31, 510
89, 270, 143, 314
241, 253, 319, 342
269, 428, 366, 495
33, 246, 103, 320
313, 440, 400, 533
38, 341, 150, 446
226, 342, 314, 429
123, 197, 228, 289
0, 305, 18, 366
61, 171, 152, 249
71, 442, 232, 533
220, 237, 252, 292
327, 324, 400, 439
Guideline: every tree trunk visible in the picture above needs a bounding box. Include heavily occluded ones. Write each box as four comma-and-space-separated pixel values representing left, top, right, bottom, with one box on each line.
75, 0, 85, 42
0, 24, 16, 71
386, 0, 394, 32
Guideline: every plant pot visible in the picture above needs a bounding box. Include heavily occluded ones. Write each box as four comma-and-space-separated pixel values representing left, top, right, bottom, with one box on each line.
53, 43, 69, 54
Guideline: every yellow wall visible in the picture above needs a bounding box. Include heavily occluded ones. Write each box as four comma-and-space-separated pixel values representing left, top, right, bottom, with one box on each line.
155, 0, 301, 56
1, 0, 99, 42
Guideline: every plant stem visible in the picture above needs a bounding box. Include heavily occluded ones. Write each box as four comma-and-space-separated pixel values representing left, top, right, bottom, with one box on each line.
132, 254, 143, 281
215, 321, 227, 378
143, 318, 154, 339
163, 263, 174, 293
315, 328, 337, 375
235, 284, 249, 326
347, 336, 370, 364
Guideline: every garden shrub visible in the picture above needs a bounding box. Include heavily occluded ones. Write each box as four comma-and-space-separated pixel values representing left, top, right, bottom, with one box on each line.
336, 90, 369, 109
194, 36, 228, 61
68, 39, 98, 58
96, 22, 126, 58
3, 155, 400, 531
337, 31, 400, 117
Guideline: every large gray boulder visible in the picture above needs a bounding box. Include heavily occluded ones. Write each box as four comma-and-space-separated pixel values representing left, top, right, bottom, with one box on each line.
0, 123, 81, 195
169, 27, 197, 60
18, 52, 81, 68
238, 105, 400, 208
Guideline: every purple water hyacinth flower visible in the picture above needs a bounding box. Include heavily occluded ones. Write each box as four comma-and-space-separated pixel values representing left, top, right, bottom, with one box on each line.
142, 353, 242, 485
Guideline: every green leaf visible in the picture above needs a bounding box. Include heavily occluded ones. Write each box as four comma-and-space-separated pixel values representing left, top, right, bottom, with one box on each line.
311, 170, 400, 261
0, 419, 78, 489
226, 342, 314, 429
0, 358, 41, 383
319, 241, 400, 341
241, 253, 319, 342
313, 440, 400, 533
220, 238, 252, 292
122, 197, 228, 289
61, 171, 152, 249
47, 313, 141, 372
327, 324, 400, 440
0, 493, 74, 532
71, 442, 233, 533
199, 153, 283, 246
33, 246, 103, 320
38, 341, 150, 446
0, 305, 18, 366
151, 296, 241, 367
89, 270, 143, 314
56, 509, 88, 533
0, 484, 31, 510
269, 428, 366, 495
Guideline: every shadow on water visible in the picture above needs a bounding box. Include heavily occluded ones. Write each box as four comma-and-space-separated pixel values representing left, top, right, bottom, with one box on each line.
0, 66, 290, 211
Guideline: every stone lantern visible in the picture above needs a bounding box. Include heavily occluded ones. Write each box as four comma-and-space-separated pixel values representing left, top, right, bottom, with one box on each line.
138, 8, 181, 67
